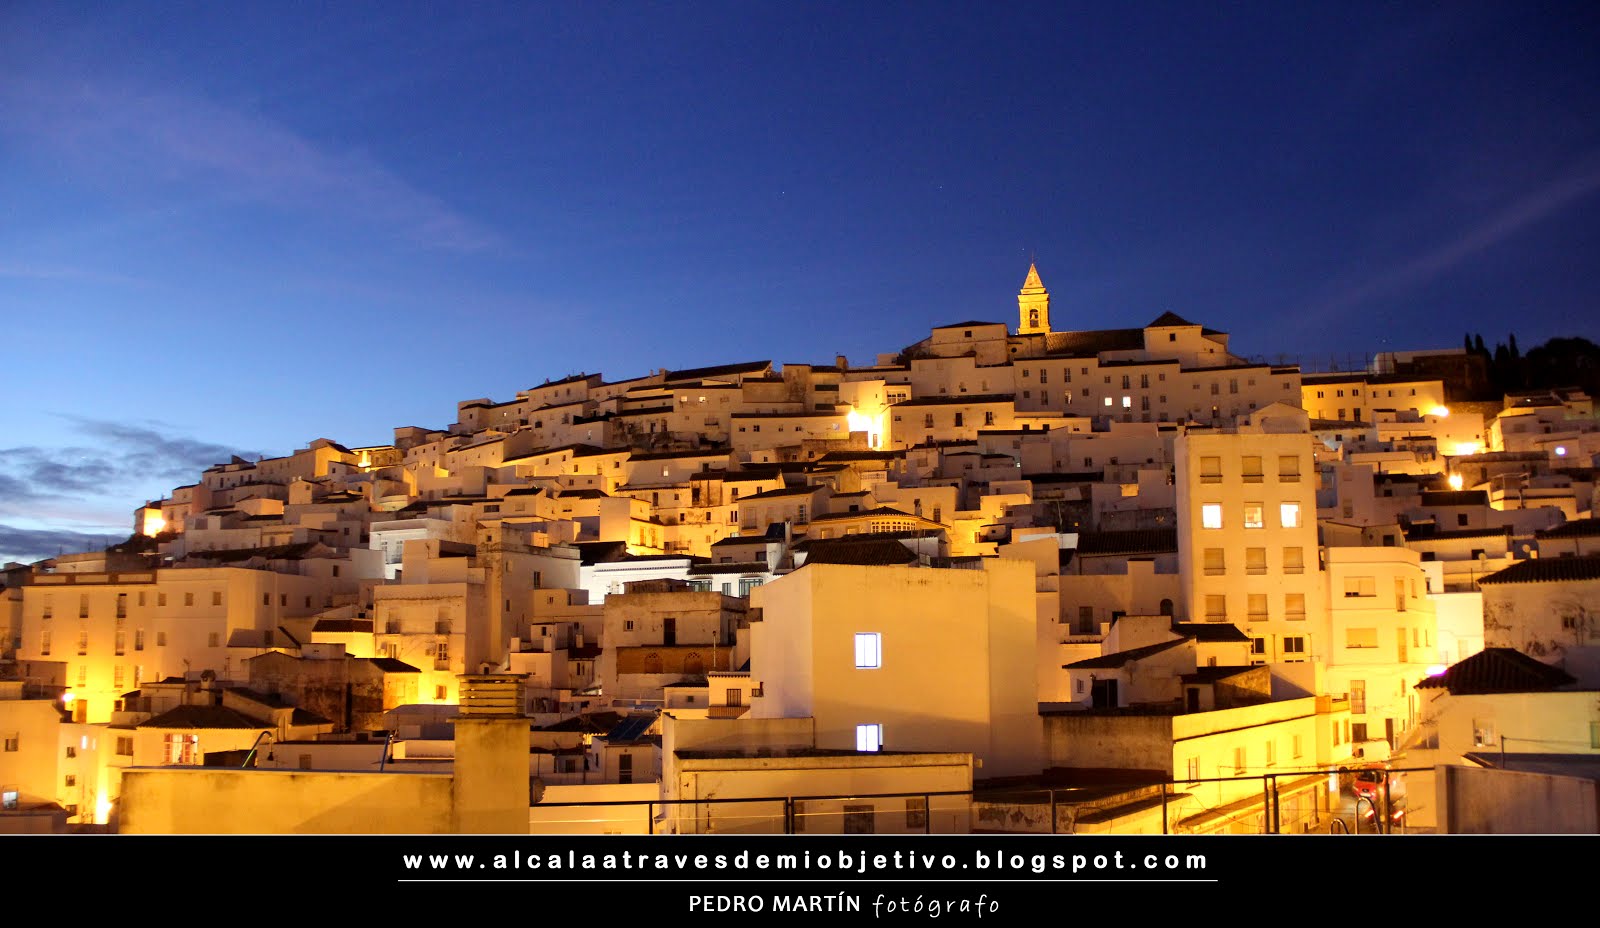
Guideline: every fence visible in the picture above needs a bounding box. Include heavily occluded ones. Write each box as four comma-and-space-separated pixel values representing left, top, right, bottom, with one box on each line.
523, 765, 1430, 835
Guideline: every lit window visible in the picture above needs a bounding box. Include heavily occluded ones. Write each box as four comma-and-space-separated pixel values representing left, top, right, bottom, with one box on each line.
1103, 397, 1113, 407
1244, 503, 1264, 529
856, 723, 883, 752
1280, 503, 1302, 528
1201, 504, 1223, 529
1121, 396, 1131, 408
855, 633, 881, 669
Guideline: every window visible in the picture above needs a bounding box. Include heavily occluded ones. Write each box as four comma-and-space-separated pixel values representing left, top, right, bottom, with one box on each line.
1265, 741, 1276, 767
115, 631, 125, 656
1205, 594, 1226, 620
65, 745, 76, 759
1078, 606, 1094, 629
1285, 593, 1306, 620
906, 797, 928, 830
953, 412, 964, 427
79, 594, 89, 618
1203, 548, 1225, 576
40, 631, 50, 656
156, 631, 167, 647
184, 592, 194, 607
1233, 746, 1246, 774
1245, 547, 1266, 575
1243, 503, 1264, 529
1282, 636, 1305, 655
1186, 757, 1200, 783
1283, 547, 1304, 574
435, 685, 448, 701
1472, 719, 1496, 747
212, 591, 222, 606
1349, 680, 1366, 714
3, 734, 17, 752
65, 774, 77, 788
1347, 628, 1378, 649
1279, 503, 1302, 528
726, 689, 743, 707
1201, 504, 1223, 529
923, 414, 934, 429
116, 737, 134, 757
624, 620, 635, 632
1248, 594, 1268, 619
1241, 456, 1263, 482
157, 593, 167, 607
1250, 637, 1266, 655
163, 733, 198, 765
855, 633, 882, 669
1343, 576, 1376, 598
41, 596, 52, 620
115, 593, 127, 618
76, 631, 88, 655
1278, 455, 1300, 481
856, 724, 883, 752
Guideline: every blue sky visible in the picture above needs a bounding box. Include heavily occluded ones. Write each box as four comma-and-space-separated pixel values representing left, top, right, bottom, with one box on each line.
2, 3, 1598, 562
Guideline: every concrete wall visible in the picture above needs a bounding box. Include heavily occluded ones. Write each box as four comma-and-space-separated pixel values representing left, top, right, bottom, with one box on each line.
1437, 764, 1599, 834
120, 768, 454, 833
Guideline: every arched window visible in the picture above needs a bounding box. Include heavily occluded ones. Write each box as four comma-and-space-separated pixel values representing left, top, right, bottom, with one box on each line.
683, 652, 705, 675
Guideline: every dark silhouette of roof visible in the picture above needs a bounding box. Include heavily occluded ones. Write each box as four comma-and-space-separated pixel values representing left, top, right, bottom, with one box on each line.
1074, 529, 1178, 556
1147, 311, 1197, 327
1477, 555, 1600, 586
1538, 518, 1600, 540
801, 539, 919, 567
1064, 638, 1187, 670
1172, 622, 1250, 643
138, 705, 265, 730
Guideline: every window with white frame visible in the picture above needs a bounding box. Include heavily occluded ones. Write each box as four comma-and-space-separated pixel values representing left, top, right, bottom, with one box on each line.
854, 633, 881, 669
1201, 504, 1223, 529
1280, 502, 1302, 528
856, 723, 882, 752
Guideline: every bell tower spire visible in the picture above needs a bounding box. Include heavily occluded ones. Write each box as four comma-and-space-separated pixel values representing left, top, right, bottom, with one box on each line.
1018, 262, 1050, 335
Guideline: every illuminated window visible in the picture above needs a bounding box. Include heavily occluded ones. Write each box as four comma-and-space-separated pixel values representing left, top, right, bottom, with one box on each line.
1280, 503, 1302, 528
1201, 504, 1223, 529
1103, 397, 1113, 407
1346, 628, 1378, 649
856, 723, 883, 752
1121, 396, 1131, 408
1244, 503, 1264, 529
855, 633, 881, 669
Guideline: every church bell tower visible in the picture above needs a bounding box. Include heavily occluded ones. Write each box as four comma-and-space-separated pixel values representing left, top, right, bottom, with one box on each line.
1017, 262, 1050, 335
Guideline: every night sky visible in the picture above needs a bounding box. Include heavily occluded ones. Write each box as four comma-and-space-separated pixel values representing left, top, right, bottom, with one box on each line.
2, 3, 1598, 561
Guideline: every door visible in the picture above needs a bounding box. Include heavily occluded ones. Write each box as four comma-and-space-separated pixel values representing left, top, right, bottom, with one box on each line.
618, 753, 633, 785
663, 618, 676, 647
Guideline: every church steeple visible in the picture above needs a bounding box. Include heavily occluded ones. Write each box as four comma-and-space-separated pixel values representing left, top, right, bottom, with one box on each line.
1018, 262, 1050, 335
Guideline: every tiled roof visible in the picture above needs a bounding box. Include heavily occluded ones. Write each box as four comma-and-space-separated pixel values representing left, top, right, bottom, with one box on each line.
1420, 490, 1490, 507
738, 484, 824, 501
1064, 638, 1187, 670
1180, 665, 1257, 684
800, 539, 918, 566
138, 705, 265, 730
932, 320, 1006, 329
1414, 648, 1576, 694
369, 658, 421, 673
1147, 311, 1197, 327
1074, 529, 1178, 556
808, 506, 920, 523
1042, 328, 1144, 357
711, 535, 766, 547
1538, 518, 1600, 540
893, 393, 1015, 407
313, 618, 374, 634
1402, 525, 1511, 542
663, 360, 771, 382
290, 708, 333, 726
1477, 555, 1600, 586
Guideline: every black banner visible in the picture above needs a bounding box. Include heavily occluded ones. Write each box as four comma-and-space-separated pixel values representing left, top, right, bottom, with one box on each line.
5, 832, 1587, 910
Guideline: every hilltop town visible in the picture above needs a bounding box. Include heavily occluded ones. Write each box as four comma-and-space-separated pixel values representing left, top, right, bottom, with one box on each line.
4, 266, 1597, 835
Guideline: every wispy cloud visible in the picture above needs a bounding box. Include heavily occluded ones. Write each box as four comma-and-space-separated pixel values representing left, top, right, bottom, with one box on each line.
4, 78, 497, 253
1306, 155, 1600, 317
0, 524, 125, 566
0, 418, 265, 504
